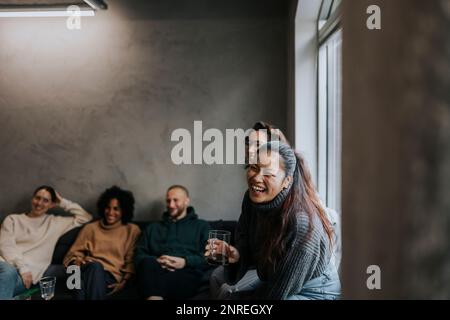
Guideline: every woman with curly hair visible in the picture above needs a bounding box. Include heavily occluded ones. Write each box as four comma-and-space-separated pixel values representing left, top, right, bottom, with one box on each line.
63, 186, 141, 300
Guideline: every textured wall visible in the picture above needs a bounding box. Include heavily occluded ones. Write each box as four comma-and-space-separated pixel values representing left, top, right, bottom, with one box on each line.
342, 0, 450, 299
0, 0, 287, 222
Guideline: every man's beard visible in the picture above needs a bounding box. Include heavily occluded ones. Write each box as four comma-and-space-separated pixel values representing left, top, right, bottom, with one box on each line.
169, 206, 186, 220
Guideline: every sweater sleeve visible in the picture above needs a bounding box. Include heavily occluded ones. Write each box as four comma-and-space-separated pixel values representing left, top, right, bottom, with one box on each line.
134, 226, 156, 268
63, 224, 91, 267
0, 216, 30, 274
184, 221, 210, 268
259, 216, 327, 300
226, 200, 252, 285
120, 226, 141, 276
263, 246, 318, 300
57, 198, 93, 234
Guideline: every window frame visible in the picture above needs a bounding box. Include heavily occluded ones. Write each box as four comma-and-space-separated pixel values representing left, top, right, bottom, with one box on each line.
316, 0, 342, 213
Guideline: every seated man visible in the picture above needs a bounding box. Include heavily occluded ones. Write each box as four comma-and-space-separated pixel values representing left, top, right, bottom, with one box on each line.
134, 185, 210, 300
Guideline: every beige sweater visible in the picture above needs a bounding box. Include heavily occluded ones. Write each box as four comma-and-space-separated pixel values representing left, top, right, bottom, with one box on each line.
0, 198, 92, 284
63, 220, 141, 283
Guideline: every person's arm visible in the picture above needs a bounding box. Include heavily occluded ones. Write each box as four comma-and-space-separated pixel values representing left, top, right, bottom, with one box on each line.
184, 221, 210, 268
108, 226, 142, 295
259, 216, 324, 300
120, 226, 142, 278
263, 246, 317, 299
0, 216, 30, 275
58, 197, 93, 230
133, 226, 156, 268
63, 225, 91, 267
225, 197, 251, 285
325, 207, 341, 271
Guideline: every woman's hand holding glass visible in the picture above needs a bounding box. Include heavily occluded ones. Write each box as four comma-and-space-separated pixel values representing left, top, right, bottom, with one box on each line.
204, 239, 240, 264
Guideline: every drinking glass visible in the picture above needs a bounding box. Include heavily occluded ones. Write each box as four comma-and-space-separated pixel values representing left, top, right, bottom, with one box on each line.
39, 276, 56, 300
207, 230, 231, 266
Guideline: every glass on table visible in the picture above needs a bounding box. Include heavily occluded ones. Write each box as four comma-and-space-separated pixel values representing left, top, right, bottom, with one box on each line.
39, 276, 56, 300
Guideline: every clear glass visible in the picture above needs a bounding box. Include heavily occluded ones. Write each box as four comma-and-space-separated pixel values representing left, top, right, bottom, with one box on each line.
39, 276, 56, 300
207, 230, 231, 266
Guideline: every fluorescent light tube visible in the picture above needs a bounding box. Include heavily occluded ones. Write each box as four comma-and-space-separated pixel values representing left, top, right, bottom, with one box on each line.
0, 10, 95, 18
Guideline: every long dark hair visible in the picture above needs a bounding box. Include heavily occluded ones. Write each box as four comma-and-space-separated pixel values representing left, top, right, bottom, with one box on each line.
258, 142, 334, 275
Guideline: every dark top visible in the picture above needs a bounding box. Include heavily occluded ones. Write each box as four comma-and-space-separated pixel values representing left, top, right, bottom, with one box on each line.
227, 189, 332, 299
134, 207, 210, 269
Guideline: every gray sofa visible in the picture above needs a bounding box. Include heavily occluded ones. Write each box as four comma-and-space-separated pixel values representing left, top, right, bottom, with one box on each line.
48, 219, 237, 300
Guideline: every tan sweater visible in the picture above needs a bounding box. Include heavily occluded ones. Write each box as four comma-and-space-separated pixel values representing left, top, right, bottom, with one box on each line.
63, 220, 141, 283
0, 198, 93, 284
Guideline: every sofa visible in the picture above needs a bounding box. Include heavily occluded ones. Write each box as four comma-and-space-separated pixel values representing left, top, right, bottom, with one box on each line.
48, 219, 237, 300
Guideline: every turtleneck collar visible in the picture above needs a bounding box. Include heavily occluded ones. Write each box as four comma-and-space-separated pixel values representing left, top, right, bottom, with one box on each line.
247, 183, 291, 212
100, 219, 122, 230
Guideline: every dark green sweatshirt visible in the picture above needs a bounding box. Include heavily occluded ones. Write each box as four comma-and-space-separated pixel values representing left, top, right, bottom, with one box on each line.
134, 207, 210, 269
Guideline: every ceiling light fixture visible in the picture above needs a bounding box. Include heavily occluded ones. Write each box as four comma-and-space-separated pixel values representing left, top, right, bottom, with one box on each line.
0, 1, 107, 18
0, 9, 95, 18
83, 0, 107, 10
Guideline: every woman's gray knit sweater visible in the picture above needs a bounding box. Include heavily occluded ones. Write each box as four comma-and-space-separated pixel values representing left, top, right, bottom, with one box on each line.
227, 189, 332, 300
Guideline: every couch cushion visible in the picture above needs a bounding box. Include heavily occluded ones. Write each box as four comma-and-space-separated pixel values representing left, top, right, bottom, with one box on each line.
51, 227, 83, 264
50, 219, 238, 300
51, 220, 237, 265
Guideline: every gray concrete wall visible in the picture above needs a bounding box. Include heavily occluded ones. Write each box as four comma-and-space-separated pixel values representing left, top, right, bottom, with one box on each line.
0, 0, 288, 222
342, 0, 450, 299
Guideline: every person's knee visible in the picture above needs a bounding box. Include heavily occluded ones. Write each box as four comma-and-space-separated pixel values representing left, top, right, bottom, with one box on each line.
82, 262, 104, 273
210, 266, 225, 285
138, 256, 160, 272
210, 266, 232, 299
0, 263, 19, 282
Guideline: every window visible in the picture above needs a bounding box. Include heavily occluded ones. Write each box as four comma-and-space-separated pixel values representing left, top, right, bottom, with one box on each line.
317, 1, 342, 213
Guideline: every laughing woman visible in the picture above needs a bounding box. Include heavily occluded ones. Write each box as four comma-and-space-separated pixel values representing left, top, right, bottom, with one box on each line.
63, 186, 141, 300
207, 142, 341, 300
0, 186, 92, 299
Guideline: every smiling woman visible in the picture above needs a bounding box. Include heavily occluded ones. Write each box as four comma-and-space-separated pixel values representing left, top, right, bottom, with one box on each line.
28, 186, 58, 217
208, 141, 340, 300
246, 151, 292, 204
0, 185, 92, 299
63, 185, 141, 300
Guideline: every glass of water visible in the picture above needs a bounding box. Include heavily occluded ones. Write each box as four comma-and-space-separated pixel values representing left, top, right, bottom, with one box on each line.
39, 276, 56, 300
206, 230, 231, 266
